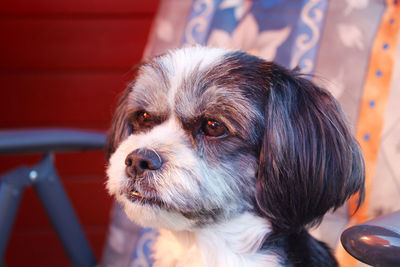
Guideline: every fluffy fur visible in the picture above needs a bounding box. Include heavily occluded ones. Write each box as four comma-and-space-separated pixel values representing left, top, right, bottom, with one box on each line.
106, 46, 365, 266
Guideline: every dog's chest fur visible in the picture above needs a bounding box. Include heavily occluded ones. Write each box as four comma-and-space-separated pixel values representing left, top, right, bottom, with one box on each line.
152, 213, 282, 267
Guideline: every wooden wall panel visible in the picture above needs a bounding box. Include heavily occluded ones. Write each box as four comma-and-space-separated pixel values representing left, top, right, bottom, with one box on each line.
7, 229, 107, 267
0, 19, 151, 70
7, 232, 71, 267
1, 0, 159, 15
0, 72, 132, 128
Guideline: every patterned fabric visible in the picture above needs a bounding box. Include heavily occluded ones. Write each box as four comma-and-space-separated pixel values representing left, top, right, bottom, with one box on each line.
341, 1, 400, 265
130, 228, 159, 267
101, 203, 142, 267
103, 1, 400, 266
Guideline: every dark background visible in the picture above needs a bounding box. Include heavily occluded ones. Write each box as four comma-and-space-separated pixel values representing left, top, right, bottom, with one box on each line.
0, 0, 160, 265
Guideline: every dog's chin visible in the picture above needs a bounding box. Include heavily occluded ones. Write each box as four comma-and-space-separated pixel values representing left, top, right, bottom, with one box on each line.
115, 189, 195, 231
122, 182, 165, 207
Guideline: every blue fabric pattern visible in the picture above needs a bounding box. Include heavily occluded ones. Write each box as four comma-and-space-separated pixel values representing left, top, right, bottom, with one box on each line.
130, 228, 158, 267
289, 0, 329, 74
183, 0, 223, 45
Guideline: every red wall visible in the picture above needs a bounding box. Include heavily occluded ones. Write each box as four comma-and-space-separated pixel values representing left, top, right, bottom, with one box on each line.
0, 1, 159, 266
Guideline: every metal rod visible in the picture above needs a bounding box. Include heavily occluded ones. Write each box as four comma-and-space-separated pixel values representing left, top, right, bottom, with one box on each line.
32, 153, 96, 266
0, 167, 31, 260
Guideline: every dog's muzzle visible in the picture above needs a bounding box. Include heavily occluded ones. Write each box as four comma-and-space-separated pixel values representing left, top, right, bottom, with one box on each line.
123, 148, 165, 205
125, 148, 163, 179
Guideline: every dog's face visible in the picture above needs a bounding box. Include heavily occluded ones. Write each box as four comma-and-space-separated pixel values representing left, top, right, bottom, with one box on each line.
106, 46, 365, 232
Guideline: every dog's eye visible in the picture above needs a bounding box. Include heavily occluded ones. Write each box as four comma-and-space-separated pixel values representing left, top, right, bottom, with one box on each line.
137, 111, 152, 128
202, 119, 227, 138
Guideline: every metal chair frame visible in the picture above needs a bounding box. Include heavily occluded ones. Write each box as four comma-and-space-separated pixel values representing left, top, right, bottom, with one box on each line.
0, 129, 106, 266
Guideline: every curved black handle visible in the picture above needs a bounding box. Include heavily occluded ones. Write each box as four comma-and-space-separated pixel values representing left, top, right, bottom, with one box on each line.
0, 128, 106, 154
341, 210, 400, 267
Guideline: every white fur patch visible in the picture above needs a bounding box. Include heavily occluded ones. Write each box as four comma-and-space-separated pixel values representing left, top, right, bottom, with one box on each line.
159, 46, 228, 107
153, 213, 281, 267
106, 117, 199, 230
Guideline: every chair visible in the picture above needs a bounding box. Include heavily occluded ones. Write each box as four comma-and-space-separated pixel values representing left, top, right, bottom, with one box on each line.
0, 128, 106, 266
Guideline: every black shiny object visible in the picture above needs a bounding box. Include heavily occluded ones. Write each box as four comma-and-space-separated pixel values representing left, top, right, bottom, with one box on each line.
341, 210, 400, 267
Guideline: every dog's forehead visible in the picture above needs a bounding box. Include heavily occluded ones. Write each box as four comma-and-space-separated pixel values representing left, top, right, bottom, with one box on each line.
159, 46, 229, 99
128, 47, 227, 112
130, 47, 267, 132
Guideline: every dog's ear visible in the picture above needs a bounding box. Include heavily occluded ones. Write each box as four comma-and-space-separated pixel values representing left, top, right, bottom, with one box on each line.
256, 64, 365, 232
106, 87, 131, 161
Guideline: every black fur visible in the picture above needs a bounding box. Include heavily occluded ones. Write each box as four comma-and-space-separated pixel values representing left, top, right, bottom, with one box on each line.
255, 64, 365, 229
262, 230, 337, 266
255, 63, 365, 266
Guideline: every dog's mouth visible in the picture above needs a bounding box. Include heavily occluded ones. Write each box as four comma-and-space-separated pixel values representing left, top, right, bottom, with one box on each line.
124, 184, 164, 207
128, 189, 144, 200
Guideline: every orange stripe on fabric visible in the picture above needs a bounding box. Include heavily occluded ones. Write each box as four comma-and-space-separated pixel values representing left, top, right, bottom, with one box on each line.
351, 0, 400, 225
337, 1, 400, 266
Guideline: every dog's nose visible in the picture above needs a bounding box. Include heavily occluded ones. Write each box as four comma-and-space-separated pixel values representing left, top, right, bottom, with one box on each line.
125, 149, 163, 178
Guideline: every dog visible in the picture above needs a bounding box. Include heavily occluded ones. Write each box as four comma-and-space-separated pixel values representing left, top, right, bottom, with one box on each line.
106, 46, 365, 266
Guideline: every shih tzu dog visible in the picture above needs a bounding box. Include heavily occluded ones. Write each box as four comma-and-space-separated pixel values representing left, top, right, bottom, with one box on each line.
106, 46, 365, 266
